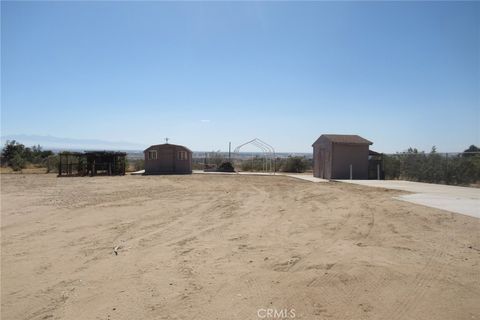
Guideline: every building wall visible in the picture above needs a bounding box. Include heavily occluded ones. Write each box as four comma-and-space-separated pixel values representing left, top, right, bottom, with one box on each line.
144, 145, 192, 174
331, 144, 369, 179
313, 137, 333, 179
313, 145, 321, 178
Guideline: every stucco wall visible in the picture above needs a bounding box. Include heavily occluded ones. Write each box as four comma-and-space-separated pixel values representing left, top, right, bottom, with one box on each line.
331, 144, 369, 179
313, 137, 333, 179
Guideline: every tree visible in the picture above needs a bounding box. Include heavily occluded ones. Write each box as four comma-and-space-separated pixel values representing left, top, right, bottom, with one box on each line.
23, 147, 33, 163
1, 140, 25, 166
463, 145, 480, 157
1, 140, 55, 170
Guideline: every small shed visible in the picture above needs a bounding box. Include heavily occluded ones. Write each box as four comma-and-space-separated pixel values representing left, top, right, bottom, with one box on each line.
144, 143, 192, 174
312, 134, 373, 179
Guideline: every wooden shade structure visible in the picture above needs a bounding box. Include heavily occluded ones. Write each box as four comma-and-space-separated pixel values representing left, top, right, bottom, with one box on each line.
58, 151, 126, 177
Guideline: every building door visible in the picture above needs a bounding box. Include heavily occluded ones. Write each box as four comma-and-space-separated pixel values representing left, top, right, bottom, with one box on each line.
319, 148, 326, 178
158, 149, 174, 172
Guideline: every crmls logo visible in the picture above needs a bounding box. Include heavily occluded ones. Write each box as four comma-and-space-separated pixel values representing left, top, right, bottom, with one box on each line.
257, 308, 296, 319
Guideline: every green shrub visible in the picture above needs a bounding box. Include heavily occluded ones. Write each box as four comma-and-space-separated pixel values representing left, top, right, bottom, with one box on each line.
383, 146, 480, 186
2, 140, 54, 171
124, 159, 144, 172
10, 152, 26, 171
280, 156, 307, 173
240, 157, 267, 171
45, 155, 59, 173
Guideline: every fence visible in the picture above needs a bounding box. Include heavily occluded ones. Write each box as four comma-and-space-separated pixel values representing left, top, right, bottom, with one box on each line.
383, 152, 480, 186
192, 152, 312, 173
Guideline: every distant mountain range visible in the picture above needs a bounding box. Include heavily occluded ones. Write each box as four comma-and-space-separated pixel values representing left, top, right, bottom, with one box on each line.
0, 134, 313, 158
0, 134, 146, 151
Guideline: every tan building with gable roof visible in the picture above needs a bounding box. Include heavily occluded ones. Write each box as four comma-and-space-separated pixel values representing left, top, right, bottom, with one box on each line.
312, 134, 373, 179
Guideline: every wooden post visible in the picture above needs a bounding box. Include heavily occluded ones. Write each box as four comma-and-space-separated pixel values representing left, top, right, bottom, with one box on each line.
377, 164, 380, 180
58, 155, 62, 177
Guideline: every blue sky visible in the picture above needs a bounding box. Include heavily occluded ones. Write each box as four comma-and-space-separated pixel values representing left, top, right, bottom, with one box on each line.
1, 1, 479, 152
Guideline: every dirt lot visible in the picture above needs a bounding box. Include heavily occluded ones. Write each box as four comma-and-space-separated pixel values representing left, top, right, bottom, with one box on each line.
1, 174, 479, 320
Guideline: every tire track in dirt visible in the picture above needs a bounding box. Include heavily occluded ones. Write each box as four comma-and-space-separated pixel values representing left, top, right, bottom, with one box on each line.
167, 181, 275, 320
222, 182, 276, 319
386, 249, 446, 320
374, 210, 453, 320
278, 191, 382, 319
303, 263, 389, 319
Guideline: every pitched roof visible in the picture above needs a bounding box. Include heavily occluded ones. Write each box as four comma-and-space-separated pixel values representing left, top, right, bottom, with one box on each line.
313, 134, 372, 146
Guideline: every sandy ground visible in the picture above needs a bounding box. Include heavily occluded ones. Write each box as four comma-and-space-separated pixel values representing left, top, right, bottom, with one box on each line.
1, 174, 479, 320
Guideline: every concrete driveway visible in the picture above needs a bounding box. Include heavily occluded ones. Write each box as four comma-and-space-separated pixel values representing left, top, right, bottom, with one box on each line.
338, 180, 480, 218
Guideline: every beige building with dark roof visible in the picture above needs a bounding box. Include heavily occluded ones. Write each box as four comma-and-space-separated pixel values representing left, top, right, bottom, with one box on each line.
312, 134, 373, 179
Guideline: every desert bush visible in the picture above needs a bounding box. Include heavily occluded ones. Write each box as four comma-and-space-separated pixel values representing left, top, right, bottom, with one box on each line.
45, 155, 59, 173
384, 145, 480, 186
383, 155, 401, 179
10, 152, 26, 171
445, 154, 480, 185
125, 159, 144, 172
280, 156, 308, 173
240, 157, 270, 171
2, 140, 54, 171
217, 161, 235, 172
133, 159, 144, 171
206, 151, 225, 167
192, 161, 204, 170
